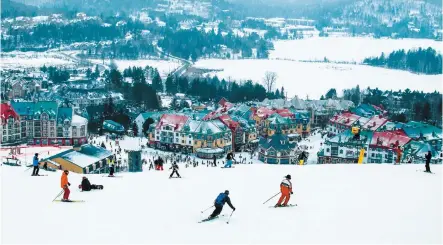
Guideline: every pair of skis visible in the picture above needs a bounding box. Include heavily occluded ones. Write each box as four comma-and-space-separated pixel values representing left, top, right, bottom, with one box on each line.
53, 200, 85, 203
199, 211, 235, 224
271, 204, 297, 208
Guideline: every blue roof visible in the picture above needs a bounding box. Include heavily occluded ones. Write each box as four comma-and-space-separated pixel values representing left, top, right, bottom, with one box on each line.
103, 120, 125, 132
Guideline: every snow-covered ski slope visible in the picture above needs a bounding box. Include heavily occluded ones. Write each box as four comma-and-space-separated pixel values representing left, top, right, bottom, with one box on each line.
2, 163, 441, 244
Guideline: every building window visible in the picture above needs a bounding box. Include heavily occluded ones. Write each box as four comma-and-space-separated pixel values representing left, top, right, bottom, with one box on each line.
72, 126, 77, 137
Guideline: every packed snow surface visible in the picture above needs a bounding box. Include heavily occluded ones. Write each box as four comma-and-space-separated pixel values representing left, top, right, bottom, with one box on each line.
270, 37, 443, 62
2, 162, 441, 243
194, 59, 443, 99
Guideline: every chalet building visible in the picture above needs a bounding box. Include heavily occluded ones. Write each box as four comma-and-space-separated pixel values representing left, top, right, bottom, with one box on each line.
264, 114, 297, 137
181, 119, 232, 153
327, 112, 369, 137
318, 130, 373, 164
10, 101, 88, 146
400, 121, 442, 151
258, 130, 296, 164
0, 103, 21, 145
150, 114, 189, 151
367, 130, 411, 163
134, 111, 165, 136
253, 107, 275, 126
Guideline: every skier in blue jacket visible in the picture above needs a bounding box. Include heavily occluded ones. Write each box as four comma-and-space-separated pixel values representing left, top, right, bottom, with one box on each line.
209, 190, 235, 219
32, 153, 40, 176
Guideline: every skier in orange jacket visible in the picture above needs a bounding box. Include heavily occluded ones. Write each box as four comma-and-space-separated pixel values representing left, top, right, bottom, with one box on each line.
60, 170, 71, 202
275, 174, 292, 207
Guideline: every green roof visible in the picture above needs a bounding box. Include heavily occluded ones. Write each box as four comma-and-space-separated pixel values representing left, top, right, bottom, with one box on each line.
259, 133, 294, 151
11, 101, 58, 120
57, 107, 73, 124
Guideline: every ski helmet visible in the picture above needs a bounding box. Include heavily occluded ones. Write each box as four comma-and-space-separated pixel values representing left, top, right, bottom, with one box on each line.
286, 174, 291, 180
224, 190, 230, 195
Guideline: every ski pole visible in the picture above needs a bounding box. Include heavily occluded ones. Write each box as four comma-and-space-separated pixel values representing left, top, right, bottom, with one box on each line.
52, 189, 64, 202
200, 205, 214, 213
226, 210, 235, 224
263, 192, 280, 204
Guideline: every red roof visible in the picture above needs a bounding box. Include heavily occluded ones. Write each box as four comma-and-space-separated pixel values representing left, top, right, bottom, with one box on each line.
218, 97, 233, 110
329, 112, 361, 127
1, 103, 19, 125
256, 107, 275, 119
156, 114, 188, 131
275, 108, 294, 118
218, 115, 239, 130
370, 130, 411, 149
362, 115, 388, 131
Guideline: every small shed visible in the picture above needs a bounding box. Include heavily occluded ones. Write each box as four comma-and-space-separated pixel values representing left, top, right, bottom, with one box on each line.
40, 144, 114, 174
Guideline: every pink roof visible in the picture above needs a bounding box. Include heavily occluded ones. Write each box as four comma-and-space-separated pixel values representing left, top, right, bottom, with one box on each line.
218, 114, 239, 130
204, 98, 233, 121
370, 130, 411, 149
1, 103, 19, 124
362, 115, 389, 131
275, 108, 294, 118
256, 107, 275, 119
329, 112, 361, 127
156, 114, 188, 131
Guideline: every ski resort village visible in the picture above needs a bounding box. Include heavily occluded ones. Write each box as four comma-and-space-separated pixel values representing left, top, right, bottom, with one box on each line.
1, 0, 442, 244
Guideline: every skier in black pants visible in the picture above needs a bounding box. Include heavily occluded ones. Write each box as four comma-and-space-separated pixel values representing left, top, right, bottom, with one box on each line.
213, 155, 217, 167
169, 162, 181, 178
32, 153, 39, 176
209, 190, 236, 219
425, 151, 432, 173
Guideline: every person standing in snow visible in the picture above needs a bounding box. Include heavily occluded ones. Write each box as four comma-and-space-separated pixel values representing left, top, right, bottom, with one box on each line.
209, 190, 236, 219
224, 152, 234, 168
169, 162, 181, 178
60, 170, 71, 202
158, 157, 164, 171
32, 153, 40, 176
275, 175, 293, 207
395, 146, 402, 165
425, 151, 432, 173
108, 158, 115, 177
213, 155, 217, 167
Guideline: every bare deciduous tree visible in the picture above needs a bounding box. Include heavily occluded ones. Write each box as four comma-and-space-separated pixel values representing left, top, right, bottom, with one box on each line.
262, 71, 277, 93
